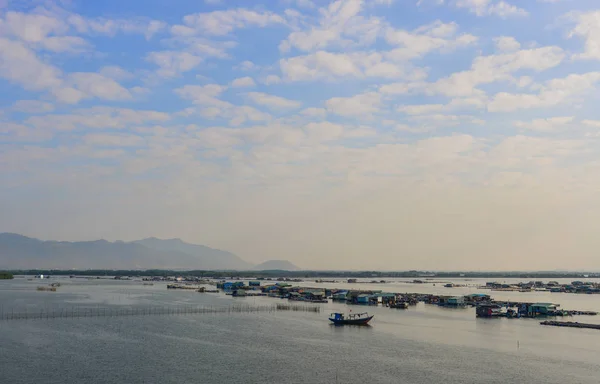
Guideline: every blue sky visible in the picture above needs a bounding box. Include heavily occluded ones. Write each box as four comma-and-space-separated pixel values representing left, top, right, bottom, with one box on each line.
2, 0, 600, 270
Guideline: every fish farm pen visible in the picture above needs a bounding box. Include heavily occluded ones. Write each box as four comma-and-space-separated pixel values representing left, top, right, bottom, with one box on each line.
0, 303, 320, 322
540, 321, 600, 330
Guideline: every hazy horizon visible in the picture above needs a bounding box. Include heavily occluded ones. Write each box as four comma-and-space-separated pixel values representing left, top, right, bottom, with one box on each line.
2, 1, 600, 271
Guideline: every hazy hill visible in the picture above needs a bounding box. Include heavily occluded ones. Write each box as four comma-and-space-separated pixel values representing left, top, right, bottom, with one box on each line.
133, 237, 253, 270
0, 233, 253, 270
254, 260, 300, 271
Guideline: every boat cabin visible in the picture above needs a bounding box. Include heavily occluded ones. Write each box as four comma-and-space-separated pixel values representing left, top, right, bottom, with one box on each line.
330, 312, 370, 320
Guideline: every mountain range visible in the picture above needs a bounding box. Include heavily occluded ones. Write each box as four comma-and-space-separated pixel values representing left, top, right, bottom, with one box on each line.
0, 233, 299, 271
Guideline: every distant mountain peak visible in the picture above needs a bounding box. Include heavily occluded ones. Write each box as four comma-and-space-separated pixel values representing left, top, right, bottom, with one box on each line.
254, 260, 300, 271
141, 237, 185, 244
0, 233, 254, 270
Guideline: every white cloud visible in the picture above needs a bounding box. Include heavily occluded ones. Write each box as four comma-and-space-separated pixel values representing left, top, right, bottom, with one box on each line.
0, 39, 130, 104
25, 107, 170, 132
514, 117, 575, 132
67, 15, 166, 40
175, 86, 272, 125
279, 19, 477, 82
280, 0, 383, 53
0, 38, 129, 103
280, 50, 426, 81
489, 72, 600, 112
455, 0, 528, 17
416, 0, 446, 6
11, 100, 55, 114
84, 133, 145, 147
146, 37, 235, 77
488, 135, 585, 167
516, 76, 533, 88
568, 11, 600, 61
146, 51, 204, 77
0, 11, 86, 52
408, 113, 485, 127
0, 8, 166, 59
58, 73, 132, 103
51, 87, 87, 104
380, 46, 564, 99
290, 0, 316, 8
263, 75, 282, 85
99, 66, 134, 81
246, 92, 302, 110
447, 97, 487, 110
131, 86, 151, 96
384, 20, 478, 61
172, 9, 286, 37
326, 92, 382, 117
494, 36, 521, 52
378, 81, 423, 95
416, 0, 527, 17
174, 84, 228, 106
300, 107, 327, 118
582, 120, 600, 128
0, 38, 63, 91
304, 121, 344, 142
281, 51, 357, 80
231, 77, 256, 87
425, 46, 566, 97
236, 60, 259, 71
398, 104, 445, 115
36, 36, 89, 53
0, 11, 66, 40
228, 106, 273, 126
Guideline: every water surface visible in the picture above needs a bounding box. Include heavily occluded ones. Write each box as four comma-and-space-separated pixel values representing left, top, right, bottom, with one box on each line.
1, 278, 599, 383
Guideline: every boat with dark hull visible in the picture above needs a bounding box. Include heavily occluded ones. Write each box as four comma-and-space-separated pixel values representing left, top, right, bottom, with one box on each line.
329, 312, 373, 325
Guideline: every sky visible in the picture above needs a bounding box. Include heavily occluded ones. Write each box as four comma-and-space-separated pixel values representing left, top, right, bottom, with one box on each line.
2, 0, 600, 271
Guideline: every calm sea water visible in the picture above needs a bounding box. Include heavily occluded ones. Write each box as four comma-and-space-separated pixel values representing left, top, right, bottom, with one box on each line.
1, 277, 600, 384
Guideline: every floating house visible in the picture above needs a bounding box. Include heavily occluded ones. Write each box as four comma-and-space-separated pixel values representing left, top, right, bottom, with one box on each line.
304, 290, 327, 302
476, 304, 504, 317
528, 303, 558, 317
288, 292, 302, 300
436, 296, 466, 307
373, 292, 397, 305
332, 291, 348, 301
218, 281, 245, 290
464, 293, 491, 303
356, 294, 370, 304
446, 296, 465, 306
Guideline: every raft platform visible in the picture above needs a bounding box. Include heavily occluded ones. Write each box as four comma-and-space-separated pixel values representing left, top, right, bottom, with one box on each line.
540, 321, 600, 330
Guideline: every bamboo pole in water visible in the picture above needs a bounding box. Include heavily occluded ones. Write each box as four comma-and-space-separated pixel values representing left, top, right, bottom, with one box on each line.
0, 303, 320, 322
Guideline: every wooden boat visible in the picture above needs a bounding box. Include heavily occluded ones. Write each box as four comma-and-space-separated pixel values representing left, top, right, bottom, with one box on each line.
329, 312, 373, 325
390, 302, 408, 309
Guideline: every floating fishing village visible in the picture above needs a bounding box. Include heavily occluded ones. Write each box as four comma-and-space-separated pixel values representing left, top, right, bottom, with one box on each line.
161, 276, 600, 329
6, 273, 600, 330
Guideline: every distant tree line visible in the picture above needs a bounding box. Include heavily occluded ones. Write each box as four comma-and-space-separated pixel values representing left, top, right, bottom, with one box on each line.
0, 272, 13, 279
4, 269, 599, 279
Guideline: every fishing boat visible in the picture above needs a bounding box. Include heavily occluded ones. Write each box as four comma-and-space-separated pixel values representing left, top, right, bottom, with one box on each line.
329, 312, 373, 325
